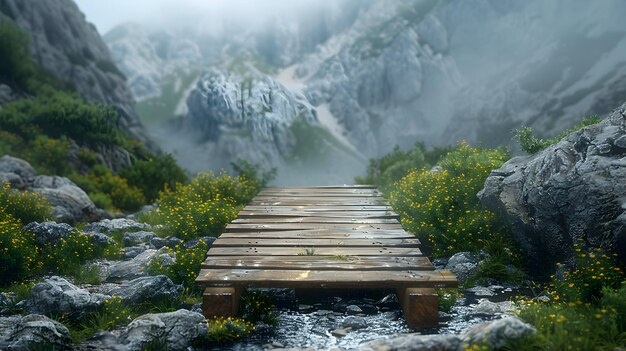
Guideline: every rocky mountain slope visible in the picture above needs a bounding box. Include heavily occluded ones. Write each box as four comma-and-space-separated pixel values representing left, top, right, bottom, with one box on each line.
105, 0, 626, 179
0, 0, 150, 146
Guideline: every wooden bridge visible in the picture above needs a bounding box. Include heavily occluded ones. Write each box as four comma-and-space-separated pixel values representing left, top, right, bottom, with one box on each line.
196, 185, 457, 328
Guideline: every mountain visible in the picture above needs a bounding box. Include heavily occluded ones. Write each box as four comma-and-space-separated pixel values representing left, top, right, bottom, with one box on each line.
104, 0, 626, 181
0, 0, 150, 146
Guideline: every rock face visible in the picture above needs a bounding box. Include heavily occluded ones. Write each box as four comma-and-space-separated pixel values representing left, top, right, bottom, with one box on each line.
22, 276, 109, 318
479, 103, 626, 274
118, 309, 208, 351
0, 0, 150, 146
0, 314, 72, 351
23, 221, 76, 245
181, 68, 319, 170
0, 155, 37, 189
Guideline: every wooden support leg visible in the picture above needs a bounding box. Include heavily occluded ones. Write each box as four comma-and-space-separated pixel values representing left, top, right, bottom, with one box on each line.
202, 287, 242, 319
397, 287, 439, 329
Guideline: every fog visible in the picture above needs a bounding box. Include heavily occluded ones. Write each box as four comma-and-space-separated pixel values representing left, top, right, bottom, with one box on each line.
75, 0, 626, 185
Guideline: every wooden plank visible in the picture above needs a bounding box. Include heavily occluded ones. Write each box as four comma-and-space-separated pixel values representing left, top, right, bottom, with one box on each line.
207, 246, 422, 256
232, 217, 399, 224
397, 288, 439, 328
211, 237, 420, 247
225, 223, 405, 232
243, 205, 394, 212
202, 256, 434, 271
196, 269, 458, 288
258, 192, 384, 198
202, 287, 241, 318
254, 196, 386, 201
219, 231, 414, 239
264, 185, 376, 189
250, 199, 388, 206
237, 210, 399, 219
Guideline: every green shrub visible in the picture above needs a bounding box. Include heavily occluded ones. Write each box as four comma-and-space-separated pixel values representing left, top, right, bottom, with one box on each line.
148, 240, 208, 291
0, 87, 124, 146
70, 166, 145, 212
206, 317, 255, 343
0, 21, 34, 89
0, 182, 52, 224
67, 296, 134, 343
0, 213, 40, 284
89, 192, 114, 210
27, 135, 71, 175
355, 142, 452, 190
437, 288, 459, 313
121, 154, 188, 203
514, 116, 602, 154
602, 283, 626, 332
231, 159, 276, 191
390, 142, 509, 257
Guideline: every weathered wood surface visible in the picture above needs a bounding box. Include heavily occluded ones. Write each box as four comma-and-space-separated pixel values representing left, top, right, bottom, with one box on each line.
197, 269, 457, 288
197, 185, 457, 328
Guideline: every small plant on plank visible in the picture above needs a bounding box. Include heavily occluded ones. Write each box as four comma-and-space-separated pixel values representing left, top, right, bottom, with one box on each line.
330, 254, 350, 261
297, 248, 316, 256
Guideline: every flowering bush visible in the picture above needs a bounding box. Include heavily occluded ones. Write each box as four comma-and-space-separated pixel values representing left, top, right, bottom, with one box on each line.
0, 213, 41, 283
206, 317, 255, 343
390, 142, 509, 257
0, 182, 51, 224
152, 172, 254, 239
41, 230, 121, 275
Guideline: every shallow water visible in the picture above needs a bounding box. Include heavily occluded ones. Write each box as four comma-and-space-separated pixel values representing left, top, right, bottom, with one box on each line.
202, 286, 530, 351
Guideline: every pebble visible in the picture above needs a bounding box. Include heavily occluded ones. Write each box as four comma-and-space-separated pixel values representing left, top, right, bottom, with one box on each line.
331, 327, 352, 337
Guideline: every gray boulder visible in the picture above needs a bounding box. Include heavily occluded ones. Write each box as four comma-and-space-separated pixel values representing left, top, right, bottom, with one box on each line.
118, 309, 208, 351
478, 104, 626, 273
0, 155, 37, 180
30, 175, 100, 223
444, 252, 479, 284
471, 299, 517, 315
22, 276, 109, 318
107, 248, 174, 281
462, 317, 535, 349
104, 275, 180, 305
360, 316, 534, 351
85, 218, 152, 235
342, 316, 368, 330
151, 236, 182, 249
123, 231, 156, 247
22, 221, 75, 245
0, 314, 72, 351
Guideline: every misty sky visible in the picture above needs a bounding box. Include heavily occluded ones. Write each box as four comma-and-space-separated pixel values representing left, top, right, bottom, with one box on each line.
74, 0, 328, 34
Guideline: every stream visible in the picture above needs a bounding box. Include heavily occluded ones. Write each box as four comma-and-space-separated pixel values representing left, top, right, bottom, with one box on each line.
204, 286, 530, 351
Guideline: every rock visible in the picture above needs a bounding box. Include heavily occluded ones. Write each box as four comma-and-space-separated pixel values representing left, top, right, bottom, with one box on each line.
104, 275, 180, 305
118, 309, 208, 351
183, 236, 216, 249
462, 317, 536, 349
358, 304, 378, 315
87, 232, 116, 248
85, 218, 152, 235
444, 252, 479, 283
0, 155, 37, 181
151, 236, 182, 249
472, 299, 517, 315
123, 231, 156, 247
22, 276, 109, 318
331, 327, 352, 337
360, 317, 534, 351
345, 305, 363, 315
22, 221, 75, 245
376, 293, 400, 308
360, 334, 462, 351
478, 105, 626, 273
0, 314, 72, 351
298, 304, 315, 313
107, 248, 174, 281
123, 246, 149, 259
341, 316, 368, 330
74, 331, 123, 351
466, 286, 496, 297
30, 176, 100, 223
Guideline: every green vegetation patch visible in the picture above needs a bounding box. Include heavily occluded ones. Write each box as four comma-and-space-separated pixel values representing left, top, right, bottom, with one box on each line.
514, 116, 601, 154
